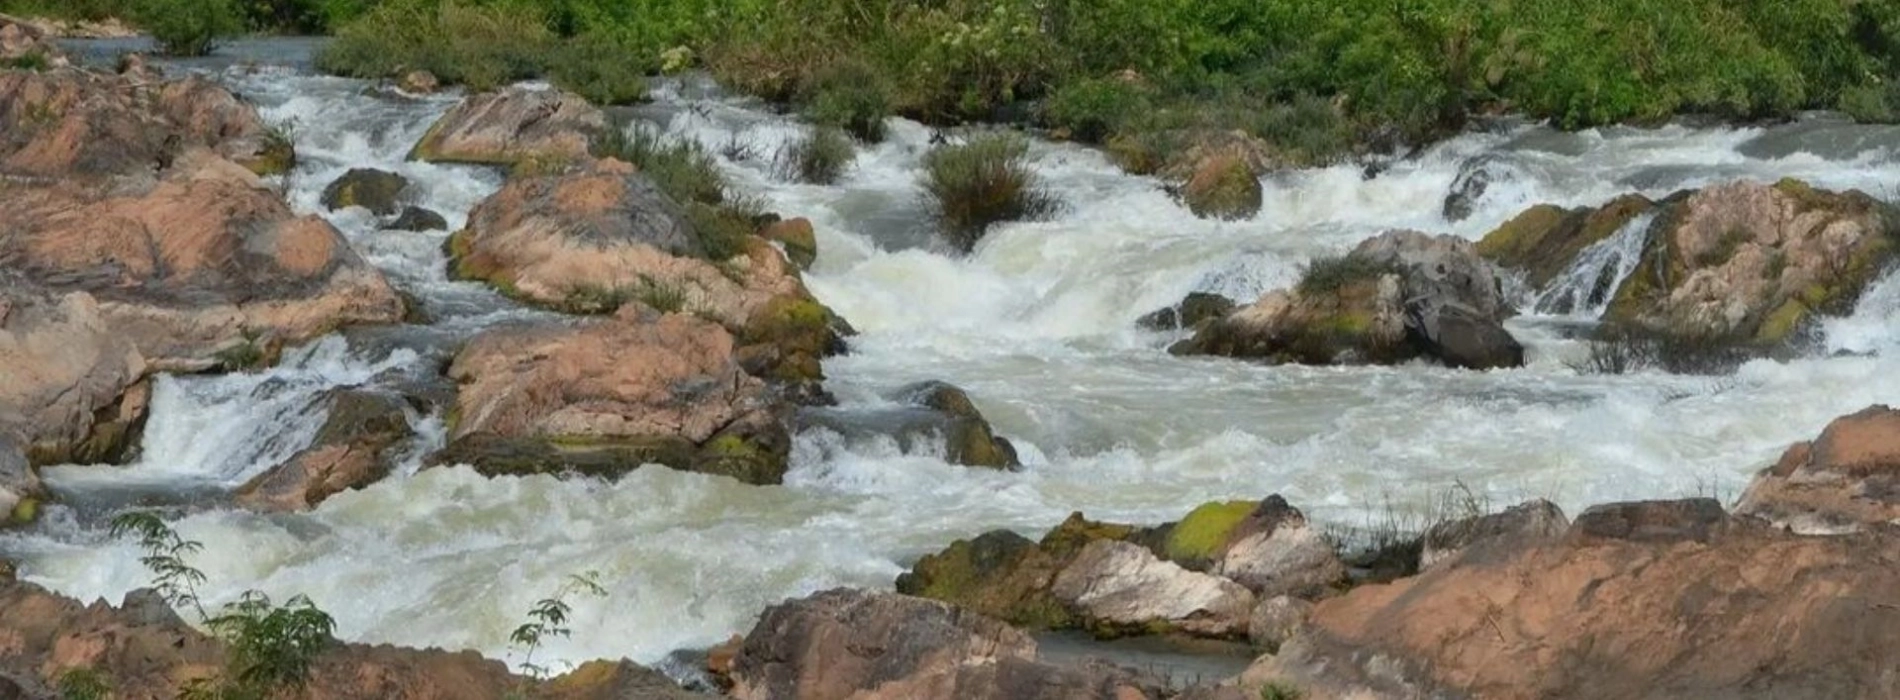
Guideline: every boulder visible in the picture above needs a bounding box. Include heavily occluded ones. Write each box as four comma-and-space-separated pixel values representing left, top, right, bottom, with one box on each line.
0, 575, 707, 699
235, 390, 415, 512
320, 167, 410, 216
386, 206, 448, 232
1135, 292, 1236, 332
1258, 501, 1900, 699
1441, 154, 1522, 222
890, 381, 1017, 468
0, 273, 148, 467
1246, 595, 1312, 650
1155, 496, 1345, 599
448, 157, 843, 392
1476, 194, 1656, 289
409, 86, 605, 166
1736, 405, 1900, 534
896, 516, 1134, 632
759, 217, 817, 270
0, 68, 291, 177
1049, 540, 1255, 638
1418, 498, 1568, 571
398, 70, 439, 94
431, 307, 792, 485
0, 150, 405, 373
1178, 230, 1523, 369
1181, 154, 1261, 221
729, 588, 1166, 700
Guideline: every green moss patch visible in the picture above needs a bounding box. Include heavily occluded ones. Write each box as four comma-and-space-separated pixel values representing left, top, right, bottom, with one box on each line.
1164, 500, 1256, 564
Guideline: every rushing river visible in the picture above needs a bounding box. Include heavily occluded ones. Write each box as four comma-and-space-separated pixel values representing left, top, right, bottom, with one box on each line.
6, 40, 1900, 675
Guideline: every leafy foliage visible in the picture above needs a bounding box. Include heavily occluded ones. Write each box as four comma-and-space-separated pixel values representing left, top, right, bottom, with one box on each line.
509, 572, 608, 680
131, 0, 246, 57
802, 59, 894, 143
919, 133, 1060, 252
109, 512, 209, 621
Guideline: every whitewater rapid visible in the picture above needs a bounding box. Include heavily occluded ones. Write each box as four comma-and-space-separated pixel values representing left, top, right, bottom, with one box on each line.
6, 46, 1900, 675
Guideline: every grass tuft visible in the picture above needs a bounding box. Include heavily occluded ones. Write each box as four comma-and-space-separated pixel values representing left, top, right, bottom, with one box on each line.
775, 126, 854, 185
919, 133, 1060, 252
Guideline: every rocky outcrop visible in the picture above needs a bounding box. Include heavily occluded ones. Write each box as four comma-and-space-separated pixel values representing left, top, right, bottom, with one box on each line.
1181, 155, 1261, 221
430, 307, 792, 485
1049, 540, 1255, 638
235, 390, 415, 512
0, 67, 291, 178
1736, 405, 1900, 534
1178, 230, 1522, 369
0, 274, 148, 468
409, 86, 605, 166
1476, 194, 1655, 290
320, 167, 410, 216
729, 588, 1167, 700
0, 149, 405, 372
897, 495, 1342, 641
1254, 499, 1900, 699
1136, 292, 1236, 333
0, 14, 66, 66
0, 574, 708, 699
1418, 498, 1568, 571
447, 157, 844, 394
387, 206, 448, 232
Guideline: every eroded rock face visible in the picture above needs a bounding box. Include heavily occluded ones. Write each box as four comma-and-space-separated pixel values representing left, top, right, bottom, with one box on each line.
0, 150, 405, 372
236, 390, 415, 512
1179, 230, 1522, 369
0, 68, 290, 178
1261, 500, 1900, 700
433, 308, 792, 484
1050, 540, 1255, 638
0, 576, 707, 699
1737, 405, 1900, 534
448, 157, 843, 394
0, 274, 147, 467
729, 588, 1166, 700
409, 86, 605, 165
1476, 194, 1656, 290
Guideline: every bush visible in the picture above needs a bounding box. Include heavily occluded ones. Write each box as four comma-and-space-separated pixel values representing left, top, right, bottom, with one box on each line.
314, 1, 552, 92
132, 0, 245, 57
546, 31, 649, 105
919, 133, 1060, 252
802, 60, 894, 143
775, 126, 853, 185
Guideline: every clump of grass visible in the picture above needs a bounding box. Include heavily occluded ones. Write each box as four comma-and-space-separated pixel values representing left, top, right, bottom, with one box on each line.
801, 59, 894, 143
687, 195, 767, 262
315, 1, 553, 93
590, 121, 724, 206
1295, 255, 1401, 297
919, 133, 1060, 252
1568, 323, 1759, 376
775, 126, 854, 185
566, 277, 690, 314
1, 51, 51, 71
1260, 681, 1305, 700
57, 666, 111, 700
132, 0, 244, 57
1042, 77, 1153, 144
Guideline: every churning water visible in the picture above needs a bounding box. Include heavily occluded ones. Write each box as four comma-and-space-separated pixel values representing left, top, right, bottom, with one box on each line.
7, 43, 1900, 673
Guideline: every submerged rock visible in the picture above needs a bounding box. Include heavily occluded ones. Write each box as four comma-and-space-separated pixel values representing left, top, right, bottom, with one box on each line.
1736, 405, 1900, 534
431, 308, 792, 485
729, 588, 1167, 700
320, 167, 410, 216
1179, 230, 1522, 369
409, 85, 605, 166
1257, 500, 1900, 699
1135, 292, 1236, 332
236, 389, 415, 512
386, 205, 448, 232
890, 381, 1018, 468
1441, 154, 1521, 222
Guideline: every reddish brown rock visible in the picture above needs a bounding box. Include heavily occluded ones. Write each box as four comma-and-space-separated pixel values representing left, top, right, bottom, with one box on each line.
0, 273, 147, 468
1737, 405, 1900, 534
729, 588, 1167, 700
1256, 500, 1900, 699
236, 390, 415, 512
409, 86, 605, 165
0, 68, 290, 178
434, 309, 792, 484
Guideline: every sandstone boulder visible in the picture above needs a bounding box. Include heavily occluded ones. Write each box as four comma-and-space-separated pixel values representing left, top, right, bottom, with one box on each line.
0, 150, 405, 373
398, 70, 439, 94
0, 273, 148, 467
1736, 405, 1900, 534
1181, 155, 1261, 221
320, 167, 410, 216
431, 308, 792, 485
1157, 496, 1346, 599
1050, 540, 1255, 638
0, 68, 291, 178
448, 157, 843, 393
236, 389, 415, 512
409, 86, 605, 166
1260, 499, 1900, 699
1179, 230, 1523, 369
729, 588, 1166, 700
1418, 498, 1569, 571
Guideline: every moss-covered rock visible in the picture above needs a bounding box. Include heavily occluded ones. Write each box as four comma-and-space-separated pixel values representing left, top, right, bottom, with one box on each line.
386, 205, 448, 232
1476, 194, 1655, 289
759, 217, 818, 270
889, 381, 1019, 469
1163, 500, 1257, 565
1136, 292, 1237, 332
321, 168, 412, 216
1181, 154, 1262, 221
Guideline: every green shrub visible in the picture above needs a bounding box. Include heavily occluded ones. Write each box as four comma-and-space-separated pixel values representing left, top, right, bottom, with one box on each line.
775, 126, 853, 185
0, 51, 49, 71
546, 31, 649, 106
132, 0, 245, 57
802, 59, 894, 143
314, 1, 552, 92
57, 668, 111, 700
1042, 77, 1152, 144
590, 121, 724, 207
919, 133, 1060, 252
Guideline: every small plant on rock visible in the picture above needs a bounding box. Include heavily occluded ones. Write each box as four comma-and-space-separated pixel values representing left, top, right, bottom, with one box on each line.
509, 571, 609, 681
1295, 255, 1401, 297
919, 133, 1060, 252
775, 126, 854, 185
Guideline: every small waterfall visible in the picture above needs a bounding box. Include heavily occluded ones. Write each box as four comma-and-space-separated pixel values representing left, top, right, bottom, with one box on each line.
1532, 211, 1657, 317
